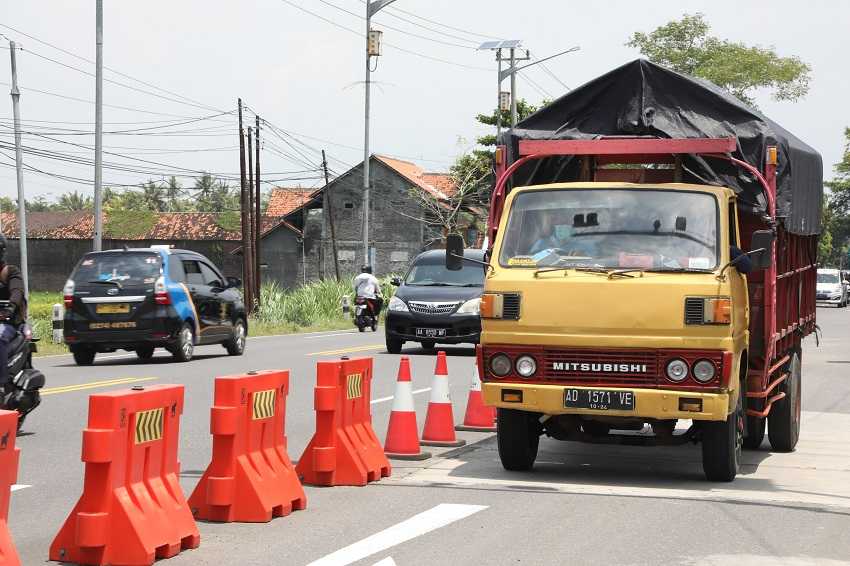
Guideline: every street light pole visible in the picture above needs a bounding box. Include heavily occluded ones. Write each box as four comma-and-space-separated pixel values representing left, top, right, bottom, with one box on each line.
93, 0, 104, 251
8, 41, 28, 297
362, 0, 396, 267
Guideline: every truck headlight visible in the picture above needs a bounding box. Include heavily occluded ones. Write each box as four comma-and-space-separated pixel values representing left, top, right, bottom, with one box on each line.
515, 355, 537, 377
489, 354, 512, 377
665, 359, 689, 382
692, 359, 716, 382
388, 296, 408, 312
456, 298, 481, 315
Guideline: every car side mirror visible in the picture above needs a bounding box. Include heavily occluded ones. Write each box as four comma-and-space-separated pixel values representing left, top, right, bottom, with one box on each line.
226, 276, 242, 289
391, 276, 402, 286
446, 233, 464, 271
748, 230, 775, 270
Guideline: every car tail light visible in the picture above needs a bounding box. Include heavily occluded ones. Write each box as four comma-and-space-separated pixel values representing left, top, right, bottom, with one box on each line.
154, 276, 171, 305
63, 279, 75, 308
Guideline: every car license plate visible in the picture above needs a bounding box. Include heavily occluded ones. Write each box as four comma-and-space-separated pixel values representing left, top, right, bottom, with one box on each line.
96, 303, 130, 314
415, 328, 446, 338
564, 388, 635, 411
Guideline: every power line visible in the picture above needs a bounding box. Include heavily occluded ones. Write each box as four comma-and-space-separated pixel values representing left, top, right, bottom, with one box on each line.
276, 0, 491, 72
0, 22, 225, 113
316, 0, 474, 49
382, 5, 504, 41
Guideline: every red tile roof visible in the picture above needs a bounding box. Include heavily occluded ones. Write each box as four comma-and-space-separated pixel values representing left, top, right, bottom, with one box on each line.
266, 187, 317, 217
375, 155, 456, 200
0, 212, 290, 241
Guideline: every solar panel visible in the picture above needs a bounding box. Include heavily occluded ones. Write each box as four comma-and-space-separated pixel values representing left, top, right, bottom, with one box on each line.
478, 39, 523, 50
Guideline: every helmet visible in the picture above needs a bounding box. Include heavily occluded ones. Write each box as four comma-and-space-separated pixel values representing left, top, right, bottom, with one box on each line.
360, 264, 372, 274
0, 234, 6, 263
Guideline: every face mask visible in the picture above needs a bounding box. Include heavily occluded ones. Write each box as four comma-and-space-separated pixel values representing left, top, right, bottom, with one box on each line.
555, 224, 572, 240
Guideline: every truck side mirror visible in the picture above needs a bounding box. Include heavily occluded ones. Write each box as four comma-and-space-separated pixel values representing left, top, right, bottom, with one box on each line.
749, 230, 775, 270
446, 233, 464, 271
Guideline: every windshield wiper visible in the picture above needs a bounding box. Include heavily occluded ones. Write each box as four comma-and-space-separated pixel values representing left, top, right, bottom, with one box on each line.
646, 267, 714, 274
88, 279, 123, 289
410, 282, 453, 287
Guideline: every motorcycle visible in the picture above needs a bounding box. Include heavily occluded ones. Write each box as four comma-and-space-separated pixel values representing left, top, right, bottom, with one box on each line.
0, 302, 45, 430
353, 297, 379, 332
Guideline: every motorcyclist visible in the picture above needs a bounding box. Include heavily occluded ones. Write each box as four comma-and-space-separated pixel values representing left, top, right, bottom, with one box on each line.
353, 264, 382, 317
0, 235, 25, 391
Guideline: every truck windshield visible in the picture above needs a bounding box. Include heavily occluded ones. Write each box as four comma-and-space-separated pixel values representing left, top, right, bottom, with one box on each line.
498, 188, 719, 270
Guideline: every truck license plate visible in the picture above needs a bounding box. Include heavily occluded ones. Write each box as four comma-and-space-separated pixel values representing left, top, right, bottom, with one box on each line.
96, 303, 130, 314
564, 388, 635, 411
415, 328, 446, 338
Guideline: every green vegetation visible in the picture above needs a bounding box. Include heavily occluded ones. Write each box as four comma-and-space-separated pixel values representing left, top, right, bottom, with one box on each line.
822, 128, 850, 266
26, 277, 398, 357
216, 210, 242, 232
627, 13, 811, 108
104, 209, 158, 239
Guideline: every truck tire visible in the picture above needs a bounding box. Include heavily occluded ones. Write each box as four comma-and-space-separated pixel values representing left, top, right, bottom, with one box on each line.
744, 395, 766, 450
768, 352, 801, 452
701, 384, 743, 482
497, 408, 541, 471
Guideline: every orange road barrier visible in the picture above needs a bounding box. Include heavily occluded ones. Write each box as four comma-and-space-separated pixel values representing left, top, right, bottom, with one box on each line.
297, 357, 391, 486
455, 359, 496, 432
384, 357, 431, 461
421, 351, 466, 447
50, 385, 200, 566
0, 411, 20, 566
188, 370, 306, 522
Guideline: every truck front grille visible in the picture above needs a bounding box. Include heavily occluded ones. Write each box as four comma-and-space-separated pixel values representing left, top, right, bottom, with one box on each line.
502, 293, 521, 320
684, 298, 705, 325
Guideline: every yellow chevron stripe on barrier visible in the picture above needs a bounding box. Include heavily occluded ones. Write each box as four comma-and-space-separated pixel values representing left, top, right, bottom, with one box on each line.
251, 389, 276, 420
346, 373, 363, 400
134, 407, 164, 444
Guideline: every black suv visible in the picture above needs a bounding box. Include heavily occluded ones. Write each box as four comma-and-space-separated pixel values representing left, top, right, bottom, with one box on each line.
63, 247, 247, 365
385, 249, 485, 353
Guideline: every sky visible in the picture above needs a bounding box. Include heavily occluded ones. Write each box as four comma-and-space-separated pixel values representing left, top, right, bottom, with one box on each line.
0, 0, 848, 203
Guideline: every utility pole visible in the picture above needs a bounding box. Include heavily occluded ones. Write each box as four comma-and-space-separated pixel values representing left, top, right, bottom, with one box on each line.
93, 0, 104, 251
363, 0, 397, 266
509, 47, 518, 128
496, 49, 502, 141
8, 41, 28, 297
237, 99, 253, 311
322, 150, 340, 281
246, 126, 255, 310
254, 116, 261, 307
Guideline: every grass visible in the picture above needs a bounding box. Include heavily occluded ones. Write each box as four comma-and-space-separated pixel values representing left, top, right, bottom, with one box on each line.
27, 276, 396, 356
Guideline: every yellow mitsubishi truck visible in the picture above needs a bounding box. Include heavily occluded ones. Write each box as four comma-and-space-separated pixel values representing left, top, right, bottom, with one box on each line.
455, 60, 821, 482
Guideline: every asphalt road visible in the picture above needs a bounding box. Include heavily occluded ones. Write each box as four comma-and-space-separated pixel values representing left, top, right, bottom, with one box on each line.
9, 307, 850, 565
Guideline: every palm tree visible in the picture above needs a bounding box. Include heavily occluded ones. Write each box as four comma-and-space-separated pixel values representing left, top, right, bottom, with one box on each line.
141, 181, 166, 212
57, 190, 92, 211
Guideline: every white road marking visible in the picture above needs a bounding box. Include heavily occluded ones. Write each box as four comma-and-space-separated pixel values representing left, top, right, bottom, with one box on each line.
11, 484, 31, 492
371, 388, 431, 405
303, 330, 360, 339
372, 558, 398, 566
306, 503, 487, 566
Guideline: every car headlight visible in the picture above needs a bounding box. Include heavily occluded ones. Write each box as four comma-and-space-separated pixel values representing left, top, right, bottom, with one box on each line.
456, 298, 481, 315
388, 296, 409, 312
665, 359, 688, 382
692, 359, 716, 382
515, 355, 537, 378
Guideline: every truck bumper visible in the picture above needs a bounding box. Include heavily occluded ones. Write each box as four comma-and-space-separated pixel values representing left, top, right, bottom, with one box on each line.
482, 382, 730, 422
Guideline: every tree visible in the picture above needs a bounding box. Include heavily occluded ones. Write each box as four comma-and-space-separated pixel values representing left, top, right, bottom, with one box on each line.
56, 190, 92, 211
24, 196, 54, 212
0, 197, 15, 214
140, 181, 167, 212
627, 13, 811, 107
449, 98, 542, 212
195, 174, 238, 213
823, 128, 850, 266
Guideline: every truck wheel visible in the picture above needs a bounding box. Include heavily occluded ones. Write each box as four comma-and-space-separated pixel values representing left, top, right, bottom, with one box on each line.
701, 384, 743, 482
743, 393, 766, 450
497, 408, 541, 471
72, 346, 96, 366
386, 336, 403, 354
768, 352, 801, 452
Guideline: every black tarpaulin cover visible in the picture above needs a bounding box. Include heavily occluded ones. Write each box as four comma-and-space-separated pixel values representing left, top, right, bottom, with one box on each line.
502, 59, 822, 235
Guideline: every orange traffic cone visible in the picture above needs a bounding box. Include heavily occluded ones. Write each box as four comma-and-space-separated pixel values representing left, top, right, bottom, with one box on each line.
456, 359, 496, 432
384, 357, 432, 460
421, 351, 465, 447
